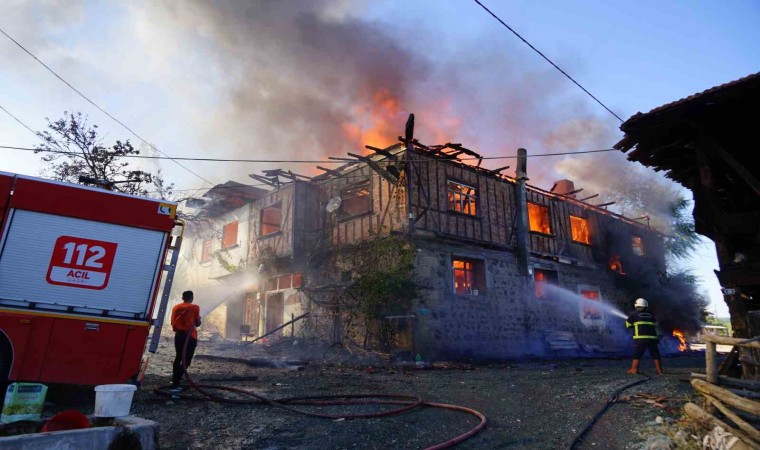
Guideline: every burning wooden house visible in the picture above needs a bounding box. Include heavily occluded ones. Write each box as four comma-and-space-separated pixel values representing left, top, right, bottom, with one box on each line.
179, 118, 681, 360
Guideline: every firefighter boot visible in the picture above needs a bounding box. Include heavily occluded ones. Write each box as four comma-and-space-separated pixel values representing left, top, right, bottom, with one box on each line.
654, 359, 664, 375
627, 359, 640, 375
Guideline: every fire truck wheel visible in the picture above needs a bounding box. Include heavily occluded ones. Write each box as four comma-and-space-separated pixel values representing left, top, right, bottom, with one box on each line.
0, 335, 11, 385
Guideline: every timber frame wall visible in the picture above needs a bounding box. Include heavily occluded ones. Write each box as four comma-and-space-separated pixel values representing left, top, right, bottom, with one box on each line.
404, 146, 664, 271
244, 143, 664, 275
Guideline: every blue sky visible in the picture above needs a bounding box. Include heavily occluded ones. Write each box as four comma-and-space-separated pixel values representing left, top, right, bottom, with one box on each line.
2, 0, 758, 318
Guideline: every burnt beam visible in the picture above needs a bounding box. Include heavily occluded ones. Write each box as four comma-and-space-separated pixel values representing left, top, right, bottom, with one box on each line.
365, 145, 396, 159
347, 152, 399, 184
486, 166, 510, 176
316, 166, 344, 178
248, 173, 279, 188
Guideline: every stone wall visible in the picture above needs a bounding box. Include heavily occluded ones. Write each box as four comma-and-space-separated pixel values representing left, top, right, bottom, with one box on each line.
412, 238, 633, 361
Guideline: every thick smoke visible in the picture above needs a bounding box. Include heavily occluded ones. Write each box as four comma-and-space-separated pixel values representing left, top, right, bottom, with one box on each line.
131, 0, 626, 187
605, 224, 707, 334
5, 1, 679, 200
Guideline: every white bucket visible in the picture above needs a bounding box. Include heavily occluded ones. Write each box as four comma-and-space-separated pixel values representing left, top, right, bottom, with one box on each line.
93, 384, 137, 417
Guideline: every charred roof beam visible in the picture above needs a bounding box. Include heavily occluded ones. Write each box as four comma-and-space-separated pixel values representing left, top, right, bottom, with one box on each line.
365, 145, 397, 160
346, 152, 399, 184
249, 173, 280, 189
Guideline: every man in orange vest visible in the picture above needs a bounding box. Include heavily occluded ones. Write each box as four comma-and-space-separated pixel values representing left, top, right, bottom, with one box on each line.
169, 290, 202, 392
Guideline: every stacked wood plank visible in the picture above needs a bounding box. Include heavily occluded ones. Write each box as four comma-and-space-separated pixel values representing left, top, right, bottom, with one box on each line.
689, 335, 760, 449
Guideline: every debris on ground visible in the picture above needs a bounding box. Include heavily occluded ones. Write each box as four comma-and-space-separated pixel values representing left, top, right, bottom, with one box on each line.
27, 336, 720, 449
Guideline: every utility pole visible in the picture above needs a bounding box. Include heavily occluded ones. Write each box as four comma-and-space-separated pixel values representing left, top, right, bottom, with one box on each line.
514, 148, 531, 277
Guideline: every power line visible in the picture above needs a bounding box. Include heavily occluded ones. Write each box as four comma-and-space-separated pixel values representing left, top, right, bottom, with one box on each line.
0, 105, 39, 137
0, 144, 619, 163
472, 0, 625, 123
0, 104, 70, 154
0, 26, 214, 186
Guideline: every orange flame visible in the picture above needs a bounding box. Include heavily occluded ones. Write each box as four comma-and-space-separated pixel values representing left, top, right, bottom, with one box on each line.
608, 255, 625, 275
342, 89, 404, 151
341, 90, 463, 156
672, 329, 688, 352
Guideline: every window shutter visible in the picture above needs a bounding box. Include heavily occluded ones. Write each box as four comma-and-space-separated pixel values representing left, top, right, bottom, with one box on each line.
222, 221, 239, 248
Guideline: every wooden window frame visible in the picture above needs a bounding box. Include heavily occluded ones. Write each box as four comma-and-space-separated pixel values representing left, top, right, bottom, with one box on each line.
452, 256, 486, 295
528, 202, 553, 235
447, 179, 478, 217
632, 235, 644, 256
200, 239, 213, 263
569, 215, 591, 245
339, 178, 372, 221
534, 268, 558, 300
222, 221, 239, 249
579, 287, 602, 320
260, 203, 282, 237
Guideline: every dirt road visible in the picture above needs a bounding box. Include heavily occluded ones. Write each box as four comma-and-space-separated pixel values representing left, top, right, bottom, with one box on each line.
41, 338, 716, 449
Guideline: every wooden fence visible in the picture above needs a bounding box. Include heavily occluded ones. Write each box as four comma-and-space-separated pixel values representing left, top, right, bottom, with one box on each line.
689, 335, 760, 449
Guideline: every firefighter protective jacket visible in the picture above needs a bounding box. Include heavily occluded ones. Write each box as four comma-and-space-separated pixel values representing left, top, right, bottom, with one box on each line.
626, 310, 658, 340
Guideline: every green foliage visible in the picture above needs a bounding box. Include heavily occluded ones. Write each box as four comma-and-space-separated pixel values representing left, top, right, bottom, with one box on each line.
338, 236, 418, 320
214, 249, 243, 273
703, 314, 732, 335
665, 197, 700, 261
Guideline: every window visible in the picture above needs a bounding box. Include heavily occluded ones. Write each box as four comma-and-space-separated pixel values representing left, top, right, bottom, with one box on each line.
447, 180, 477, 216
292, 273, 303, 288
528, 203, 552, 234
632, 236, 644, 256
341, 179, 372, 218
277, 274, 292, 290
200, 239, 212, 263
261, 204, 282, 236
580, 289, 602, 320
608, 255, 625, 274
222, 221, 238, 248
534, 269, 558, 300
570, 215, 590, 244
452, 257, 485, 295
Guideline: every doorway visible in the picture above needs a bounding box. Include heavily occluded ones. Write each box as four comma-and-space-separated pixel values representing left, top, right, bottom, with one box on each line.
266, 292, 285, 336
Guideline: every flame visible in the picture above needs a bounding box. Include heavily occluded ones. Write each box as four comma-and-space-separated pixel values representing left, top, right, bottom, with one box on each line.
341, 90, 463, 157
672, 329, 688, 352
608, 255, 625, 275
528, 203, 552, 234
342, 89, 404, 150
570, 216, 590, 244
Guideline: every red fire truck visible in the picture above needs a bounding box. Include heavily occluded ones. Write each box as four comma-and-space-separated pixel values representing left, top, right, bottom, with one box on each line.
0, 172, 182, 385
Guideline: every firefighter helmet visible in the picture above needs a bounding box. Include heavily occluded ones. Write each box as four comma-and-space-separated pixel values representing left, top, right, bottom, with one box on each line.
634, 298, 648, 308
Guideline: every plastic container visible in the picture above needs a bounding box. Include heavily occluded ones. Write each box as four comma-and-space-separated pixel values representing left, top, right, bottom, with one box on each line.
41, 410, 90, 432
1, 382, 48, 423
93, 384, 137, 417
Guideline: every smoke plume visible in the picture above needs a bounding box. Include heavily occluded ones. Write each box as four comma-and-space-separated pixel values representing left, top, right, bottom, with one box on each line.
129, 0, 631, 188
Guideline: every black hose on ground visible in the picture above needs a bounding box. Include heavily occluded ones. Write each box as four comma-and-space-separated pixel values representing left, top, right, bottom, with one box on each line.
566, 373, 652, 450
154, 330, 487, 449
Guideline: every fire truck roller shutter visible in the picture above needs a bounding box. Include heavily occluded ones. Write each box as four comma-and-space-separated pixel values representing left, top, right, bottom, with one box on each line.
0, 210, 167, 317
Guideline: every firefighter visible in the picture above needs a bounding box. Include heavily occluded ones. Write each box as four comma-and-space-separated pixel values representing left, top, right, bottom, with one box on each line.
169, 290, 202, 392
625, 298, 663, 375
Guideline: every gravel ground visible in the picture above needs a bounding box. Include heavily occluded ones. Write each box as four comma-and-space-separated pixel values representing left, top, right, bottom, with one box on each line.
37, 337, 719, 450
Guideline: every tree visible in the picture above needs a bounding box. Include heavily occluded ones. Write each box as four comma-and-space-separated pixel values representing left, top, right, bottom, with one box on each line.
664, 197, 701, 261
35, 111, 173, 197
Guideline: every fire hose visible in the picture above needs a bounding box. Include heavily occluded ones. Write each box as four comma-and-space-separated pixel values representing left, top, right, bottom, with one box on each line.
566, 373, 652, 449
154, 330, 487, 450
